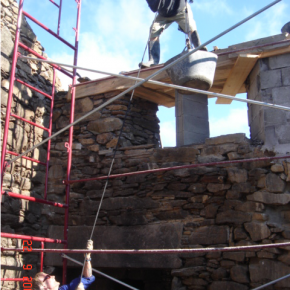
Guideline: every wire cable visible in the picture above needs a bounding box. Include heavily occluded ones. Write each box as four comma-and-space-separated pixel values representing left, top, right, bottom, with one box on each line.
78, 11, 160, 283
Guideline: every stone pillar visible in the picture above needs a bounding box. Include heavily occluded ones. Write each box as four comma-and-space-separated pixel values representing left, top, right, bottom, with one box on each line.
175, 91, 209, 146
247, 52, 290, 153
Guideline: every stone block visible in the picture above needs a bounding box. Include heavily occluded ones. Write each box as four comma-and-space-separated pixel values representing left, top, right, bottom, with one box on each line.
235, 201, 264, 212
154, 147, 198, 163
75, 97, 93, 113
226, 168, 247, 183
209, 281, 247, 290
264, 108, 286, 126
244, 222, 271, 241
275, 124, 290, 144
249, 259, 290, 288
247, 191, 290, 205
271, 163, 284, 172
207, 183, 231, 193
87, 117, 122, 134
1, 54, 11, 73
188, 225, 229, 245
223, 252, 245, 262
48, 165, 64, 179
230, 265, 249, 284
272, 86, 290, 106
205, 133, 247, 145
101, 197, 159, 211
268, 53, 290, 69
46, 223, 183, 268
216, 210, 252, 225
1, 26, 14, 57
282, 67, 290, 86
265, 173, 285, 192
260, 69, 282, 89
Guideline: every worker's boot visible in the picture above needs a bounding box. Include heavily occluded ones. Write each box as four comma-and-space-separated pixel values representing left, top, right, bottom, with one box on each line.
139, 39, 160, 68
191, 31, 208, 51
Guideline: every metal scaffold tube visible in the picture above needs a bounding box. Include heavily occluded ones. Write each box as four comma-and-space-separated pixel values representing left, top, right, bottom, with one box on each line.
64, 154, 290, 185
19, 54, 290, 113
2, 241, 290, 254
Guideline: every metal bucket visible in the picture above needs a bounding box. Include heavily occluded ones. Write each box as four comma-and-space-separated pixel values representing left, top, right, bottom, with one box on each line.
165, 50, 218, 94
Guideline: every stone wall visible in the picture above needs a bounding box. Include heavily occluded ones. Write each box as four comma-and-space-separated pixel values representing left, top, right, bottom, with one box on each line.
1, 0, 62, 288
2, 0, 290, 289
247, 52, 290, 154
46, 129, 290, 290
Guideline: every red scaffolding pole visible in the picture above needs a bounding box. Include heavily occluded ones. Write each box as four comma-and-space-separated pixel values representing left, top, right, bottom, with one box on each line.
0, 0, 81, 285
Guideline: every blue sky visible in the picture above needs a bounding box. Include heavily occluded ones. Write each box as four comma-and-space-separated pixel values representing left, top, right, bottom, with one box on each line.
21, 0, 289, 146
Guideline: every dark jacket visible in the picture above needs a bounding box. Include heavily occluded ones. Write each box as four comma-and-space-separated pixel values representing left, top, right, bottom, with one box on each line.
146, 0, 186, 17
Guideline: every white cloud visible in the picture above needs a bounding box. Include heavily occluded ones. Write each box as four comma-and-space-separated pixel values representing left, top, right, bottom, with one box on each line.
51, 0, 156, 90
209, 108, 250, 138
193, 0, 233, 16
245, 2, 288, 41
160, 120, 176, 147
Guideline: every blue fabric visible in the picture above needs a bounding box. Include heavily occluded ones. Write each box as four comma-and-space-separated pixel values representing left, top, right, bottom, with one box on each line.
59, 276, 95, 290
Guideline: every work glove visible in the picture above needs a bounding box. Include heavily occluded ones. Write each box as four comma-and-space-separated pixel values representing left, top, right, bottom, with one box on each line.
85, 240, 93, 259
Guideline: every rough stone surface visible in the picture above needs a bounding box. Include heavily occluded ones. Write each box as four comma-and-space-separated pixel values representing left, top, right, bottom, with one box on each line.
249, 259, 290, 288
188, 226, 229, 245
244, 222, 271, 241
46, 224, 183, 268
2, 7, 290, 290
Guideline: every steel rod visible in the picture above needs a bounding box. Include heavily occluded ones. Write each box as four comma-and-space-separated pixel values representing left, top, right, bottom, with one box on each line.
49, 0, 59, 8
7, 0, 282, 167
57, 0, 62, 35
11, 113, 50, 132
40, 242, 44, 272
2, 191, 68, 208
2, 241, 290, 254
23, 11, 76, 50
44, 68, 56, 200
19, 55, 290, 113
62, 254, 139, 290
0, 233, 66, 244
62, 0, 82, 284
18, 43, 73, 78
7, 150, 46, 166
65, 155, 290, 184
251, 273, 290, 290
15, 78, 52, 99
0, 278, 23, 282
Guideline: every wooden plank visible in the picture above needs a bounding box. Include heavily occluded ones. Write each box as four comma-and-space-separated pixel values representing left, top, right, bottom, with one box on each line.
134, 86, 175, 108
258, 45, 290, 59
68, 66, 169, 101
216, 54, 258, 104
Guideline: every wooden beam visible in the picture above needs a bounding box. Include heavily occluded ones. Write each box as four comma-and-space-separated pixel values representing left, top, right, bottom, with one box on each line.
216, 54, 258, 104
258, 45, 290, 59
134, 86, 175, 108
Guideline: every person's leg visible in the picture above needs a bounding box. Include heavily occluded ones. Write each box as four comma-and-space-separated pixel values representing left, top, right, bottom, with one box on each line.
140, 14, 173, 68
175, 4, 207, 50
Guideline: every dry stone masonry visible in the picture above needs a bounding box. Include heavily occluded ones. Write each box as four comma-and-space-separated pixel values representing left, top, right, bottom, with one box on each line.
247, 52, 290, 154
1, 0, 62, 287
1, 0, 290, 289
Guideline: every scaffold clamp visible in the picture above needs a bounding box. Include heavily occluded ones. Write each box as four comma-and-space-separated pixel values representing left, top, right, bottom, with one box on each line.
73, 27, 78, 37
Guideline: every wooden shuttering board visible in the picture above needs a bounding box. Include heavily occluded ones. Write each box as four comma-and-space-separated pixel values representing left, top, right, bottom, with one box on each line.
215, 54, 259, 104
68, 34, 290, 108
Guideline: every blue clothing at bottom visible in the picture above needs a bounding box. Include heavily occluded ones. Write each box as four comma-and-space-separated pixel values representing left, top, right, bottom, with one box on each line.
59, 275, 95, 290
